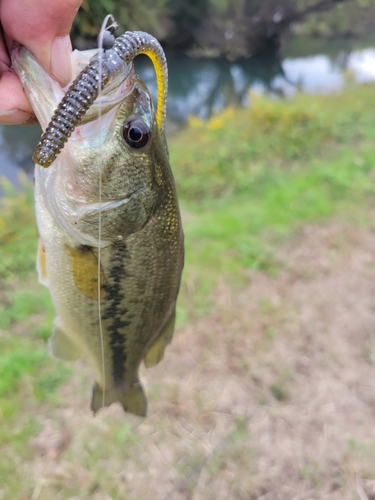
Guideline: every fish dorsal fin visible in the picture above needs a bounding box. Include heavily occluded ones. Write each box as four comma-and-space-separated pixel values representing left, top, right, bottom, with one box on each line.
143, 309, 176, 368
37, 238, 49, 286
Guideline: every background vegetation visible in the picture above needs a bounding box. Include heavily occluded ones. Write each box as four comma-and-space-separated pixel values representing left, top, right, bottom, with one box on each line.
72, 0, 375, 57
2, 1, 375, 497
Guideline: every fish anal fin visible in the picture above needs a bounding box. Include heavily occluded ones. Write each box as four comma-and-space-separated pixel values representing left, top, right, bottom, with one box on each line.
66, 245, 107, 300
49, 319, 83, 361
143, 310, 176, 369
37, 238, 49, 286
91, 382, 147, 417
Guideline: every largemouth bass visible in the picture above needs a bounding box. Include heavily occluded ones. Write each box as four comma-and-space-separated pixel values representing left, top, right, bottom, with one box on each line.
12, 30, 184, 416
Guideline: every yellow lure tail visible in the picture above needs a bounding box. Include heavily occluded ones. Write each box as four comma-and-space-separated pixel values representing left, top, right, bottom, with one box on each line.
143, 48, 168, 132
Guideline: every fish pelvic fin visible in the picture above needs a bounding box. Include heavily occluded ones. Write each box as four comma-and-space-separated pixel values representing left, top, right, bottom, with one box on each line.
91, 382, 147, 417
143, 309, 176, 369
49, 318, 83, 361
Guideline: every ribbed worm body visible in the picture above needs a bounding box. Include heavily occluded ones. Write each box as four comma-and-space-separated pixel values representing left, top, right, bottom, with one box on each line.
32, 31, 168, 168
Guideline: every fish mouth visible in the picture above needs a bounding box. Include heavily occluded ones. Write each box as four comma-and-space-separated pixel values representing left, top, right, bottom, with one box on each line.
11, 45, 134, 131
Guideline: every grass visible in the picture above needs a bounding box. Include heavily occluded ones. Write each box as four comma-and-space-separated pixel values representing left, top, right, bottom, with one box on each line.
0, 178, 73, 494
2, 83, 375, 497
173, 86, 375, 317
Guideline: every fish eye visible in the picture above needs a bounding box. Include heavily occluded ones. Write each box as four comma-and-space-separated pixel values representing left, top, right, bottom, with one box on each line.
122, 118, 150, 149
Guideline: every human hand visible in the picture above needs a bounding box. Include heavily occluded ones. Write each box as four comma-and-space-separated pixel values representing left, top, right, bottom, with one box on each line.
0, 0, 82, 124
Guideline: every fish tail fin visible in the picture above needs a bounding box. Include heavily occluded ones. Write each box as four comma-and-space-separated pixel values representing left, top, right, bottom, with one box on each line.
91, 382, 147, 417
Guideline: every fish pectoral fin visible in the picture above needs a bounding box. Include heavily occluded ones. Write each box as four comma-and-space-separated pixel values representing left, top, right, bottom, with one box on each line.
91, 382, 147, 417
37, 238, 49, 286
66, 245, 107, 301
143, 309, 176, 369
49, 319, 83, 361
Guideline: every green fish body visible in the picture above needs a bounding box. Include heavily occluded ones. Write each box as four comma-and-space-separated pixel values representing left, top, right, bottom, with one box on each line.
12, 45, 184, 416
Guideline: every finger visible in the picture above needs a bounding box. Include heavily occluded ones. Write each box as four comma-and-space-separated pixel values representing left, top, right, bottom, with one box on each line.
0, 0, 81, 124
0, 23, 34, 123
1, 0, 81, 85
0, 69, 36, 124
0, 24, 10, 70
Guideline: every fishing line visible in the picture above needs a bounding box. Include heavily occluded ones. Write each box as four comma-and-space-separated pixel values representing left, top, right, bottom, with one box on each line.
96, 14, 115, 410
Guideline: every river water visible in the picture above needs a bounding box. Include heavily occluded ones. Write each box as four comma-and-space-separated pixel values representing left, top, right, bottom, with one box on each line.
2, 42, 375, 190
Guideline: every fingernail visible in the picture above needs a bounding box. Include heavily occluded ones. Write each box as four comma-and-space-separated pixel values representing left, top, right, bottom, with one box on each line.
51, 36, 72, 86
0, 109, 36, 124
0, 109, 17, 116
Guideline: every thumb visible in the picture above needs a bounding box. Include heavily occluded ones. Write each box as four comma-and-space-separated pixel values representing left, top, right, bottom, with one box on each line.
1, 0, 81, 86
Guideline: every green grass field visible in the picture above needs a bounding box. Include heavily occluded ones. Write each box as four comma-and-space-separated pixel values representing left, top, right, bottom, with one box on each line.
1, 84, 375, 498
173, 87, 375, 318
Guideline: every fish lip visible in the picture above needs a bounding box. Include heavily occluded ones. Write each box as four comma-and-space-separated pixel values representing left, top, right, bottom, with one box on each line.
12, 44, 135, 131
11, 43, 25, 62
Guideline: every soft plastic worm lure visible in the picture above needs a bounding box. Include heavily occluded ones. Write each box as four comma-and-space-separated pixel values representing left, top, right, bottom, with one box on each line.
33, 30, 168, 168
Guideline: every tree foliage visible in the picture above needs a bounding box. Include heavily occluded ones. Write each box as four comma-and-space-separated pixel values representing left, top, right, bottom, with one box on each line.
71, 0, 171, 47
72, 0, 375, 57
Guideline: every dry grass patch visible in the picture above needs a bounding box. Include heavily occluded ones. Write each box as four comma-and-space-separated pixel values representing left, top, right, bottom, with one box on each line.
10, 219, 375, 499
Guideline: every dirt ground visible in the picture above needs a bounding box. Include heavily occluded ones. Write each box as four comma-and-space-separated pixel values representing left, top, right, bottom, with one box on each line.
28, 219, 375, 500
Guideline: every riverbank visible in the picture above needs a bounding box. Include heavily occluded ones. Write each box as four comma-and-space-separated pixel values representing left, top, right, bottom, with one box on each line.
1, 82, 375, 497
